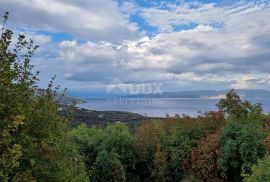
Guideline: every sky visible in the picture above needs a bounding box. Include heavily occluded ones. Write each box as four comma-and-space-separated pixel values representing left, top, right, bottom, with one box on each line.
1, 0, 270, 96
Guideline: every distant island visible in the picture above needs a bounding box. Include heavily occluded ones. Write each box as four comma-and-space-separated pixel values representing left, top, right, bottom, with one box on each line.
127, 89, 270, 99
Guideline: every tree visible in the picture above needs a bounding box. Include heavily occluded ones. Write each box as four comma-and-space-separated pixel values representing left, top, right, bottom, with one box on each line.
0, 12, 88, 181
70, 124, 104, 173
102, 124, 137, 180
152, 144, 169, 182
91, 150, 127, 182
135, 115, 225, 181
218, 122, 266, 182
71, 124, 138, 181
189, 133, 223, 182
135, 120, 170, 180
217, 89, 262, 118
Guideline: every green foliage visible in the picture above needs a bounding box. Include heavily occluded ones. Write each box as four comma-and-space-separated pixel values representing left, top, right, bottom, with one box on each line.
0, 12, 88, 181
135, 120, 168, 179
218, 122, 266, 182
168, 113, 225, 181
217, 89, 263, 119
102, 124, 137, 175
69, 124, 104, 173
91, 150, 127, 182
70, 123, 138, 181
135, 112, 225, 181
167, 123, 201, 180
244, 156, 270, 182
68, 90, 267, 182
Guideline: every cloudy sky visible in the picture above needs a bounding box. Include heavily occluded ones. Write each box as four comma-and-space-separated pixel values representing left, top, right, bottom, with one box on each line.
1, 0, 270, 96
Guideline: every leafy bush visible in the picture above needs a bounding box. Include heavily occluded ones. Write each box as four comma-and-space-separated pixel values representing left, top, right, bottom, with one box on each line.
218, 122, 266, 181
244, 156, 270, 182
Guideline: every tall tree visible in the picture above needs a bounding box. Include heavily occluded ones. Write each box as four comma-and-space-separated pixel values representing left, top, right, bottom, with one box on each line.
0, 12, 88, 181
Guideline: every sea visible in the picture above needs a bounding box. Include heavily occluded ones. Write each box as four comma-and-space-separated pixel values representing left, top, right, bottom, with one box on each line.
77, 98, 270, 117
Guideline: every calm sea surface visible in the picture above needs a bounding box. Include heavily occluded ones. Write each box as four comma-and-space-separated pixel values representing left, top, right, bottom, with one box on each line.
78, 98, 270, 117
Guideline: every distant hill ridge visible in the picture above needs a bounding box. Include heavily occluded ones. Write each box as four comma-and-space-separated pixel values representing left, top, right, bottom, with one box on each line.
128, 89, 270, 99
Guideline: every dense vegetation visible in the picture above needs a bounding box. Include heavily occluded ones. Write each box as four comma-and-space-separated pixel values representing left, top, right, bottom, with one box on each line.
1, 12, 270, 181
69, 92, 270, 182
0, 12, 88, 181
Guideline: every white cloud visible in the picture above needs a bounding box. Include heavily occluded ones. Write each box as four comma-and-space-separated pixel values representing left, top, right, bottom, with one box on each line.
1, 0, 139, 42
4, 0, 270, 91
140, 0, 269, 33
50, 1, 270, 90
